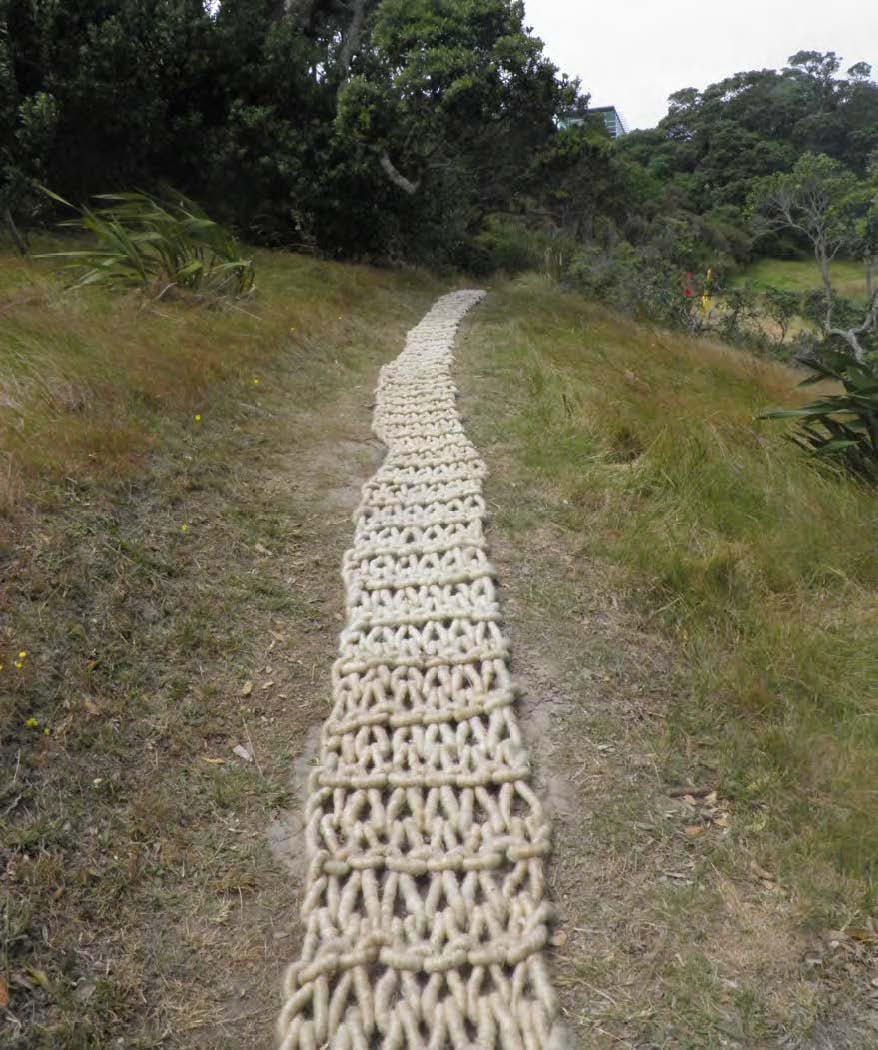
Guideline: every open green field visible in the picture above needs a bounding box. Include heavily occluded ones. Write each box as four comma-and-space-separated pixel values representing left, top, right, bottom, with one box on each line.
2, 246, 877, 1047
735, 257, 869, 301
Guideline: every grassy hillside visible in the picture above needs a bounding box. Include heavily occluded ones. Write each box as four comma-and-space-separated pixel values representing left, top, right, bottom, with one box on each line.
460, 279, 878, 1044
0, 245, 444, 1047
2, 250, 876, 1047
468, 275, 878, 883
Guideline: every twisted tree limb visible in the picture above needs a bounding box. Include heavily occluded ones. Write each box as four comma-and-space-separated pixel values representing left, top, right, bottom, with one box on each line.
379, 151, 420, 195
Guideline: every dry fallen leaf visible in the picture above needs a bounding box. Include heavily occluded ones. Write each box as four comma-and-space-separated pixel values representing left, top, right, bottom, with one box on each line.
750, 861, 775, 882
0, 974, 9, 1009
684, 825, 705, 838
240, 680, 253, 697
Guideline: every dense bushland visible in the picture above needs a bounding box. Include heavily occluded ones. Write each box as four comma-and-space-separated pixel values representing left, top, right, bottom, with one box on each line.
1, 0, 583, 265
4, 4, 876, 279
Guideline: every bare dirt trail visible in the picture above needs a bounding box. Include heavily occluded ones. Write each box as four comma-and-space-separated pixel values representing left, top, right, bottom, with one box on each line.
201, 366, 393, 1049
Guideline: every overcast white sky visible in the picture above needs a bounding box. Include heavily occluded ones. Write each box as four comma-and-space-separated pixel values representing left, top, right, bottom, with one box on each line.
522, 0, 878, 131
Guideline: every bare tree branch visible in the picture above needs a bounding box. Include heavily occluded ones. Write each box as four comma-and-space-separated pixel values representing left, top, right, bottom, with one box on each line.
379, 151, 420, 195
338, 0, 367, 79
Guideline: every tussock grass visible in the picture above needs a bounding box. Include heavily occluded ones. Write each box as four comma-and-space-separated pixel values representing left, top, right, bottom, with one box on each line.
0, 249, 433, 504
467, 275, 878, 918
37, 190, 256, 298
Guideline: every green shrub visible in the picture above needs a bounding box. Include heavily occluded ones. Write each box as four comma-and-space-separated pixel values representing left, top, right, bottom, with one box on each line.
567, 243, 713, 332
38, 190, 255, 299
466, 217, 579, 278
471, 217, 536, 275
762, 286, 800, 344
762, 349, 878, 483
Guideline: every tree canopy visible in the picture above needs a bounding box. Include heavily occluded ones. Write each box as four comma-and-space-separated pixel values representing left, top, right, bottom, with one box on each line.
617, 52, 878, 227
2, 8, 877, 278
1, 0, 581, 261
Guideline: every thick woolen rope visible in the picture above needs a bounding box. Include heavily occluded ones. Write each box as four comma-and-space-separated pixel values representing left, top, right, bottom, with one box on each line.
278, 291, 563, 1049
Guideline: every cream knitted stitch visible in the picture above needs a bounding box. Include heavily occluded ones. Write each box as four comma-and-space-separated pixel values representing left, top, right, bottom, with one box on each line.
277, 290, 560, 1049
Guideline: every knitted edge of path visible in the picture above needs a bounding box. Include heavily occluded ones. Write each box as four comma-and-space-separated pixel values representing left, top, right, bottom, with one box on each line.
277, 290, 565, 1049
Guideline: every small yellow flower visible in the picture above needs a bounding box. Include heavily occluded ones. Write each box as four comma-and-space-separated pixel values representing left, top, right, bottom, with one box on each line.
253, 377, 260, 386
289, 326, 295, 332
15, 661, 23, 670
181, 523, 189, 533
194, 414, 202, 423
26, 717, 39, 728
19, 650, 27, 659
43, 728, 50, 736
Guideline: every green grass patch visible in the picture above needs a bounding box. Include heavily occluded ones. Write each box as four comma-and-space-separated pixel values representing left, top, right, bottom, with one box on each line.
735, 257, 868, 302
464, 274, 878, 923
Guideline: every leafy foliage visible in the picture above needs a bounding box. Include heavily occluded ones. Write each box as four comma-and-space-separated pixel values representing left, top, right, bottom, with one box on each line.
2, 1, 877, 293
1, 0, 575, 265
617, 53, 878, 232
595, 54, 878, 313
762, 349, 878, 483
747, 153, 878, 359
762, 286, 800, 343
39, 190, 255, 298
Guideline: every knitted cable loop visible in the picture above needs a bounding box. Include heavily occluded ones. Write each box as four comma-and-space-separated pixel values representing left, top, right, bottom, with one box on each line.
278, 291, 562, 1049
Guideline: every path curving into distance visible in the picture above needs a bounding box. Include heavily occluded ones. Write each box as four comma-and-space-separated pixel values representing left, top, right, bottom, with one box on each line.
277, 291, 563, 1049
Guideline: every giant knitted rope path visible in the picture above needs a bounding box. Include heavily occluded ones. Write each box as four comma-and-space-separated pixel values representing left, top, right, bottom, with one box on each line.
278, 290, 564, 1049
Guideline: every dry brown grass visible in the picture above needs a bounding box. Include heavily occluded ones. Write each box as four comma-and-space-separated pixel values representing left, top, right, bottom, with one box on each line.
0, 244, 443, 1048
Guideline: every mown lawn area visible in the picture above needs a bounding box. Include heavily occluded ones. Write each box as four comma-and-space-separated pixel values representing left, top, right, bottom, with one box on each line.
735, 257, 869, 302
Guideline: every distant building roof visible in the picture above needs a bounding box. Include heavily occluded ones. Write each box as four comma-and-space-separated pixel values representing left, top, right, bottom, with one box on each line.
558, 105, 627, 138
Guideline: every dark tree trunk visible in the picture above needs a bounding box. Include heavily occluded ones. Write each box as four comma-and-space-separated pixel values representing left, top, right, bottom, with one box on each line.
4, 209, 28, 257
